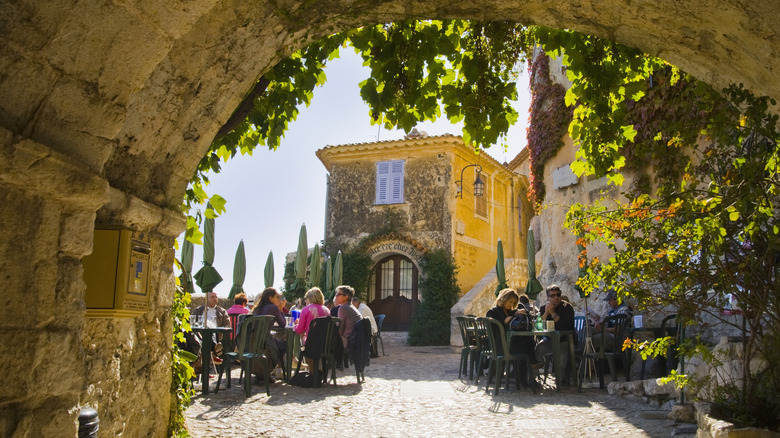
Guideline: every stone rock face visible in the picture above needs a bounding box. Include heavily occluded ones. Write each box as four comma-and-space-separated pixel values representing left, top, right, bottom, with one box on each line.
2, 1, 780, 435
0, 128, 184, 436
670, 404, 697, 424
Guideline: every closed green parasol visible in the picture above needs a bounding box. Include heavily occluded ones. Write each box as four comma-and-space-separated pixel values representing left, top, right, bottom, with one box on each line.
325, 255, 333, 297
179, 238, 195, 294
264, 251, 274, 288
309, 244, 322, 287
227, 240, 246, 300
332, 250, 343, 299
194, 204, 223, 292
524, 229, 543, 299
293, 223, 308, 292
494, 238, 508, 296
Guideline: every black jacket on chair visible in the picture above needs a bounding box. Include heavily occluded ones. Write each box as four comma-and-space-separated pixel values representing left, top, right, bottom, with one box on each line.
347, 318, 372, 373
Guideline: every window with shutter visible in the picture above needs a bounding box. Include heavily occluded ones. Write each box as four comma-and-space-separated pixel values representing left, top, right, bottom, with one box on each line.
375, 160, 404, 204
475, 174, 489, 218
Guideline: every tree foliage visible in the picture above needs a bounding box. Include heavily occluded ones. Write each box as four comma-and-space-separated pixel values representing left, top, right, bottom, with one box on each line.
565, 69, 779, 429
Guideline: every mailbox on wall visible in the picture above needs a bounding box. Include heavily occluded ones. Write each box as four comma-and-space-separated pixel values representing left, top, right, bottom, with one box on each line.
83, 228, 152, 318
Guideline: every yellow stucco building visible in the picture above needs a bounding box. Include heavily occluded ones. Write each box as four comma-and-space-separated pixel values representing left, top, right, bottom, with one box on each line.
317, 130, 532, 330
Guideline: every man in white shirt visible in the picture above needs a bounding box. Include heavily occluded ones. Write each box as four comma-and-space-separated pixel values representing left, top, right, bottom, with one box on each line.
352, 297, 378, 358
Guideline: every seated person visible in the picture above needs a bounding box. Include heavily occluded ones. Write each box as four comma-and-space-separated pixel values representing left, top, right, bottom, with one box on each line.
251, 287, 288, 375
227, 292, 251, 315
334, 285, 362, 349
352, 297, 377, 334
191, 291, 230, 364
193, 291, 231, 328
352, 296, 379, 358
486, 288, 520, 326
295, 287, 331, 343
294, 287, 331, 372
535, 284, 575, 376
486, 288, 538, 386
591, 289, 633, 351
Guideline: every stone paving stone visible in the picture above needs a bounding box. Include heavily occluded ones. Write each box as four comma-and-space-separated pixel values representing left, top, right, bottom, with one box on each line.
185, 332, 694, 437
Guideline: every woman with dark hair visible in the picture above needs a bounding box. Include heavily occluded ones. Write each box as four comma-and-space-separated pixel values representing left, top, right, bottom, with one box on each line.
251, 287, 287, 377
252, 287, 285, 328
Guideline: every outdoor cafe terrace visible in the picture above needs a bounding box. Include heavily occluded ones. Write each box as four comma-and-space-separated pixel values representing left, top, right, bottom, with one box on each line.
184, 329, 699, 438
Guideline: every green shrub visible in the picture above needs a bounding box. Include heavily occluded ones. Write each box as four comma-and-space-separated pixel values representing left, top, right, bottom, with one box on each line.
408, 249, 460, 345
341, 251, 372, 300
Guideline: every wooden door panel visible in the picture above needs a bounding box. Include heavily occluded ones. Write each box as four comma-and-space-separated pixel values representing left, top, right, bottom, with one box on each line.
368, 254, 418, 331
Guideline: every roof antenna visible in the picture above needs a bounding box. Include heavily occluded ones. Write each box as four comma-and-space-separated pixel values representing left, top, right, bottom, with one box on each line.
377, 124, 381, 141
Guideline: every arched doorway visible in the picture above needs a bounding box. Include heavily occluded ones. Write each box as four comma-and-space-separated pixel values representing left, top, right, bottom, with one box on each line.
368, 254, 420, 331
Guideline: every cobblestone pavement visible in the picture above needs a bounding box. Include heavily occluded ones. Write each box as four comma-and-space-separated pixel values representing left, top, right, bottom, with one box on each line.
185, 333, 691, 437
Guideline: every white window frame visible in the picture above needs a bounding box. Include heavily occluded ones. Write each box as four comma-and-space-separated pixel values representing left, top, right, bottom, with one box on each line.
375, 160, 405, 204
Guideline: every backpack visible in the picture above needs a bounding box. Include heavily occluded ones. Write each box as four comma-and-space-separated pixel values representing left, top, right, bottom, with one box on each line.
289, 371, 315, 387
509, 304, 535, 331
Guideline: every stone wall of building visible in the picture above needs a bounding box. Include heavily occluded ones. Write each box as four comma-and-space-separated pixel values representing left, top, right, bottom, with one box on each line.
0, 129, 184, 436
325, 154, 452, 254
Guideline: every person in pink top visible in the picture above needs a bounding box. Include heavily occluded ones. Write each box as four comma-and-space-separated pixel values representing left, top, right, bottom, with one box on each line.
294, 287, 330, 344
226, 293, 251, 315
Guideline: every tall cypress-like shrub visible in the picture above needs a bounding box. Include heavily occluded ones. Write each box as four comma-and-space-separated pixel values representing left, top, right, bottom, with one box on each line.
408, 249, 461, 345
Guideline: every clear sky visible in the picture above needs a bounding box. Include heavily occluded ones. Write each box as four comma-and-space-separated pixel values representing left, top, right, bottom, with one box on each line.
180, 48, 531, 298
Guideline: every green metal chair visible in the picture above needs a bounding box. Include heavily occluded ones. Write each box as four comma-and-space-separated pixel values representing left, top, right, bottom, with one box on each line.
478, 317, 535, 395
660, 314, 684, 376
294, 316, 342, 387
456, 316, 476, 379
464, 316, 482, 380
573, 315, 586, 356
472, 317, 493, 387
578, 313, 630, 390
216, 315, 273, 397
634, 313, 680, 380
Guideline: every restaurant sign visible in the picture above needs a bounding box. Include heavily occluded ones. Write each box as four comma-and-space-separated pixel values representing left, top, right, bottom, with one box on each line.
365, 240, 425, 266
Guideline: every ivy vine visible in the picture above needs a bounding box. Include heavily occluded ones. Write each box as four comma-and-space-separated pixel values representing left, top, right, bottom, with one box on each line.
526, 52, 573, 209
168, 273, 195, 437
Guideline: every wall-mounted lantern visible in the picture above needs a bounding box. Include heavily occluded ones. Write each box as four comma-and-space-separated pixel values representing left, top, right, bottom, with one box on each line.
455, 163, 484, 198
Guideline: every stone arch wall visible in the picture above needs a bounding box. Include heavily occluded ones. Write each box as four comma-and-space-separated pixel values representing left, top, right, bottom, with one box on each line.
2, 1, 779, 210
2, 1, 779, 435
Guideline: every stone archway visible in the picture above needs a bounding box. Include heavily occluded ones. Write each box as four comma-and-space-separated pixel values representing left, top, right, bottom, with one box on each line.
2, 1, 779, 435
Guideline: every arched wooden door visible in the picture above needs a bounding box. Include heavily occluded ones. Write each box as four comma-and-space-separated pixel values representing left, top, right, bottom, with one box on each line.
368, 254, 419, 331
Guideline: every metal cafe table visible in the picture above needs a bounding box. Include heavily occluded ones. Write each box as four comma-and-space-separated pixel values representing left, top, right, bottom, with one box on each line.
507, 329, 577, 388
191, 326, 232, 394
283, 327, 301, 383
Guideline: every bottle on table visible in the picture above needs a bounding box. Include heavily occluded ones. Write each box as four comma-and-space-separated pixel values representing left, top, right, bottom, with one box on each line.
290, 305, 300, 325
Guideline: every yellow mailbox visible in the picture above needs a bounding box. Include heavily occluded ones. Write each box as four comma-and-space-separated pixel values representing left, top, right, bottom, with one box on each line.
83, 228, 152, 317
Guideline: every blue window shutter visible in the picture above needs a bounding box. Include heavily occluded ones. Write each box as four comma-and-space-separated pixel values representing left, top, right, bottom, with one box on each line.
376, 160, 404, 204
376, 161, 390, 204
390, 160, 404, 203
